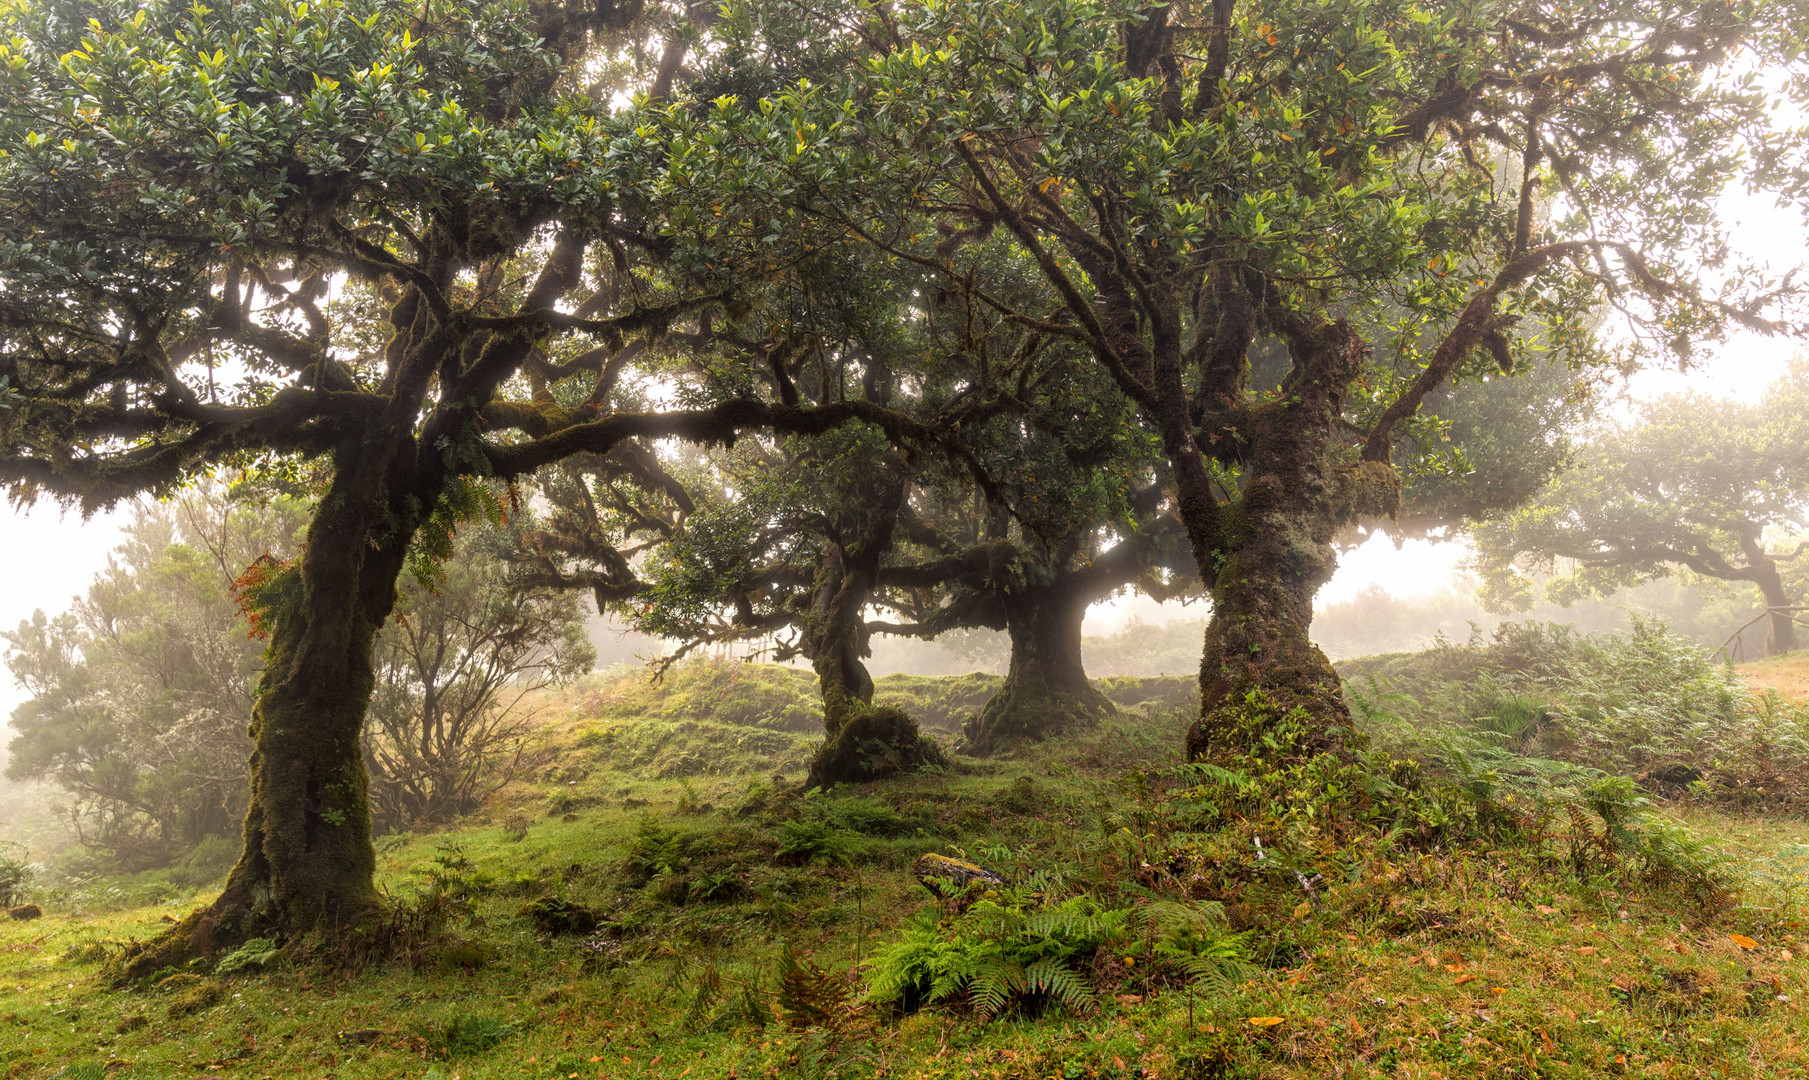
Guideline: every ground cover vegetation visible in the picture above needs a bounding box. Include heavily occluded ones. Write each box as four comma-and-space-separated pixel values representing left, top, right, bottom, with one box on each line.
1, 628, 1807, 1079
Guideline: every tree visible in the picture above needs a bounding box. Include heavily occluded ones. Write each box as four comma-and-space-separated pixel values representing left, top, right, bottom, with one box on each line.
1474, 373, 1809, 655
672, 0, 1809, 760
4, 487, 593, 860
874, 345, 1197, 753
364, 520, 594, 832
0, 0, 940, 957
3, 488, 304, 868
618, 248, 965, 787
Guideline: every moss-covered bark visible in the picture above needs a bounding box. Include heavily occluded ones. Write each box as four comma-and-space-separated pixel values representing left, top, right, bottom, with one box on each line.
1178, 320, 1398, 764
802, 490, 944, 787
963, 585, 1112, 755
111, 421, 426, 982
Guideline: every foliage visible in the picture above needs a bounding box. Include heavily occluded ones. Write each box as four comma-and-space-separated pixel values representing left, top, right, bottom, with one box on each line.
1474, 373, 1809, 644
0, 840, 31, 908
4, 489, 594, 866
365, 517, 595, 832
864, 899, 1130, 1020
1347, 619, 1809, 807
659, 0, 1809, 749
416, 1014, 515, 1059
2, 487, 304, 867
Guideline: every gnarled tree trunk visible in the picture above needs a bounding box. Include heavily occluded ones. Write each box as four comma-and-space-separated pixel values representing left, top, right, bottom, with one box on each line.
114, 447, 421, 981
964, 583, 1112, 754
1178, 320, 1396, 763
804, 484, 946, 788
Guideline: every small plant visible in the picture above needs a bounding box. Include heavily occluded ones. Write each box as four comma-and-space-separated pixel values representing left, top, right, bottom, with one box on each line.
416, 1014, 514, 1058
0, 841, 32, 908
214, 937, 281, 974
864, 898, 1129, 1020
775, 820, 862, 866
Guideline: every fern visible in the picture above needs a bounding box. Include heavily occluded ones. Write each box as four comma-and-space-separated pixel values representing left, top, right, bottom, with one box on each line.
776, 948, 848, 1029
864, 898, 1126, 1020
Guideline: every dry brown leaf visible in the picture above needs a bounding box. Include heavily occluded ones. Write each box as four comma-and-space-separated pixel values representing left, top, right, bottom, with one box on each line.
1245, 1016, 1285, 1027
1454, 973, 1478, 986
1575, 946, 1598, 955
1782, 948, 1795, 962
1535, 905, 1560, 915
1729, 934, 1760, 950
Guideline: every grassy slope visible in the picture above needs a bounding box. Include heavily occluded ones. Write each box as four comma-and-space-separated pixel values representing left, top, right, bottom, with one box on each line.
0, 660, 1805, 1080
1733, 651, 1809, 700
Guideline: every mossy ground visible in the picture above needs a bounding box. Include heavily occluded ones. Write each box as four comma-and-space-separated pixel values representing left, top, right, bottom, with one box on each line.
1, 659, 1806, 1080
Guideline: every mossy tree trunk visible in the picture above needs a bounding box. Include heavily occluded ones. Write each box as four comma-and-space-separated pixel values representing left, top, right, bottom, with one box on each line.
964, 582, 1113, 754
803, 480, 945, 787
1176, 320, 1398, 763
164, 443, 425, 969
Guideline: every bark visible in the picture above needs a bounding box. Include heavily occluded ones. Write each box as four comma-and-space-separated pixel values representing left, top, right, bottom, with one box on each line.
1181, 320, 1397, 763
1757, 569, 1799, 655
804, 480, 946, 788
963, 583, 1113, 755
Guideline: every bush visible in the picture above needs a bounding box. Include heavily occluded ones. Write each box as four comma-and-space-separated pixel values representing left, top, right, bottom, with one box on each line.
0, 841, 32, 908
1347, 618, 1809, 810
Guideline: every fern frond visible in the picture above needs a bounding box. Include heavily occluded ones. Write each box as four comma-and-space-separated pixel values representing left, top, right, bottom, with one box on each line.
969, 958, 1026, 1020
1022, 956, 1093, 1012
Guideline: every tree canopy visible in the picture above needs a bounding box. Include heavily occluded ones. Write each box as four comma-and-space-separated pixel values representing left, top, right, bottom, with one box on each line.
656, 0, 1809, 760
1475, 370, 1809, 654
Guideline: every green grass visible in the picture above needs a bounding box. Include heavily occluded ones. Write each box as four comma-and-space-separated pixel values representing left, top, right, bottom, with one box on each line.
1, 655, 1806, 1080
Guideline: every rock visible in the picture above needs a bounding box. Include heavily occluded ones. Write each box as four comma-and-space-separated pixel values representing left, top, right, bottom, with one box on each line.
7, 903, 42, 920
912, 853, 1009, 910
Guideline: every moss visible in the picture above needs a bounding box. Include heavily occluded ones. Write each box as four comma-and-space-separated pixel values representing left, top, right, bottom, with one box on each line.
104, 909, 210, 986
961, 677, 1113, 756
805, 704, 949, 788
165, 980, 226, 1018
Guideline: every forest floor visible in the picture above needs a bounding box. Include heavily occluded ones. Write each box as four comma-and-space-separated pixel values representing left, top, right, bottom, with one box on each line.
1, 657, 1806, 1080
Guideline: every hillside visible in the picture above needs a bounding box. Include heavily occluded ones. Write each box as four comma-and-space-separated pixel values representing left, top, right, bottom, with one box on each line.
1, 638, 1806, 1080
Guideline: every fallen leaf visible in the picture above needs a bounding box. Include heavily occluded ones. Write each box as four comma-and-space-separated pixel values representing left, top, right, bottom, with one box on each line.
1245, 1016, 1285, 1027
1350, 1019, 1365, 1038
1490, 987, 1506, 995
1454, 973, 1478, 986
1782, 949, 1795, 962
1422, 954, 1440, 969
1113, 1058, 1124, 1069
1615, 1054, 1627, 1064
1729, 934, 1760, 950
1293, 901, 1312, 920
1535, 905, 1560, 915
1575, 946, 1598, 955
1444, 963, 1466, 973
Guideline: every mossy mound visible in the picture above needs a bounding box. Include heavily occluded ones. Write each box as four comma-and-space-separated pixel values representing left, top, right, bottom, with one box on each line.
805, 705, 949, 788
